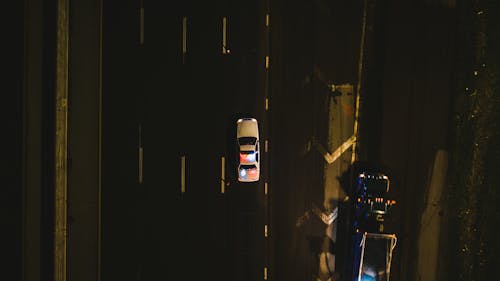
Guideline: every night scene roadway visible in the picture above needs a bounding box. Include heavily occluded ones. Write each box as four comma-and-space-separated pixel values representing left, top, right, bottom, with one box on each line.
100, 0, 453, 280
9, 1, 500, 281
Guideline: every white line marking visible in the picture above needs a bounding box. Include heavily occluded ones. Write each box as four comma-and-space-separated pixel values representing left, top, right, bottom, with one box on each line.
221, 156, 225, 194
139, 7, 144, 45
316, 135, 357, 164
182, 17, 187, 63
222, 17, 228, 54
352, 0, 368, 164
138, 124, 143, 184
181, 156, 185, 193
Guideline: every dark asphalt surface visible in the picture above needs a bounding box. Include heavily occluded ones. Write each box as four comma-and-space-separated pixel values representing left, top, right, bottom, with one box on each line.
102, 1, 266, 280
8, 1, 497, 281
270, 1, 363, 281
368, 3, 456, 281
99, 1, 456, 281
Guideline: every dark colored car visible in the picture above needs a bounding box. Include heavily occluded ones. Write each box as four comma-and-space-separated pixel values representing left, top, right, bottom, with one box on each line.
347, 171, 397, 281
353, 172, 395, 231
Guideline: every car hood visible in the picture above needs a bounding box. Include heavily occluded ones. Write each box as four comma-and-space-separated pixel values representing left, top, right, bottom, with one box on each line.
237, 120, 259, 139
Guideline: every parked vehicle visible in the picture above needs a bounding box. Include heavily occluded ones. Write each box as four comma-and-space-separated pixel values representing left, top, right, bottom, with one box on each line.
351, 231, 397, 281
347, 171, 397, 281
353, 172, 396, 230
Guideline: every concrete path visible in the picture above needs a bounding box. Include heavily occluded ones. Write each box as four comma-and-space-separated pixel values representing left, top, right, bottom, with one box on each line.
417, 150, 448, 281
315, 85, 355, 280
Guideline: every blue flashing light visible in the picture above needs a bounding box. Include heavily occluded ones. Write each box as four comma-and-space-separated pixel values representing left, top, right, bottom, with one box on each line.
360, 274, 376, 281
246, 153, 256, 162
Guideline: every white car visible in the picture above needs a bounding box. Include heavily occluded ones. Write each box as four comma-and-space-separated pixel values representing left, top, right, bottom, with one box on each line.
236, 118, 260, 182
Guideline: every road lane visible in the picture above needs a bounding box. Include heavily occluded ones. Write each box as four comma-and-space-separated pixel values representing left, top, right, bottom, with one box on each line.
364, 3, 456, 281
269, 1, 363, 281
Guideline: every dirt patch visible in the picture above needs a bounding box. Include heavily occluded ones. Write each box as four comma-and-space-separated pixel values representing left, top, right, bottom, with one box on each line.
439, 1, 500, 280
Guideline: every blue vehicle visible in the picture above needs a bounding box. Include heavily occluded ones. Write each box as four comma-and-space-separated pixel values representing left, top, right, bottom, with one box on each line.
351, 231, 397, 281
348, 172, 397, 281
353, 172, 395, 231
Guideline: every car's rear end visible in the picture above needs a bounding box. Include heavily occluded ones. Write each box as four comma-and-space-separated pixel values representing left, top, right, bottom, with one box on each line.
353, 232, 397, 281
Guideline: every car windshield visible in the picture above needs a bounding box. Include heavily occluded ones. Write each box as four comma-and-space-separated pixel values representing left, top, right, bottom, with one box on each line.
238, 137, 257, 145
240, 164, 257, 170
371, 201, 387, 213
365, 178, 389, 195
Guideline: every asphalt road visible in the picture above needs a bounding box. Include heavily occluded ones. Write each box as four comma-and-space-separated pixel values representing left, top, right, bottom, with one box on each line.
100, 1, 456, 281
363, 2, 456, 281
269, 1, 363, 281
3, 0, 473, 280
102, 1, 267, 280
